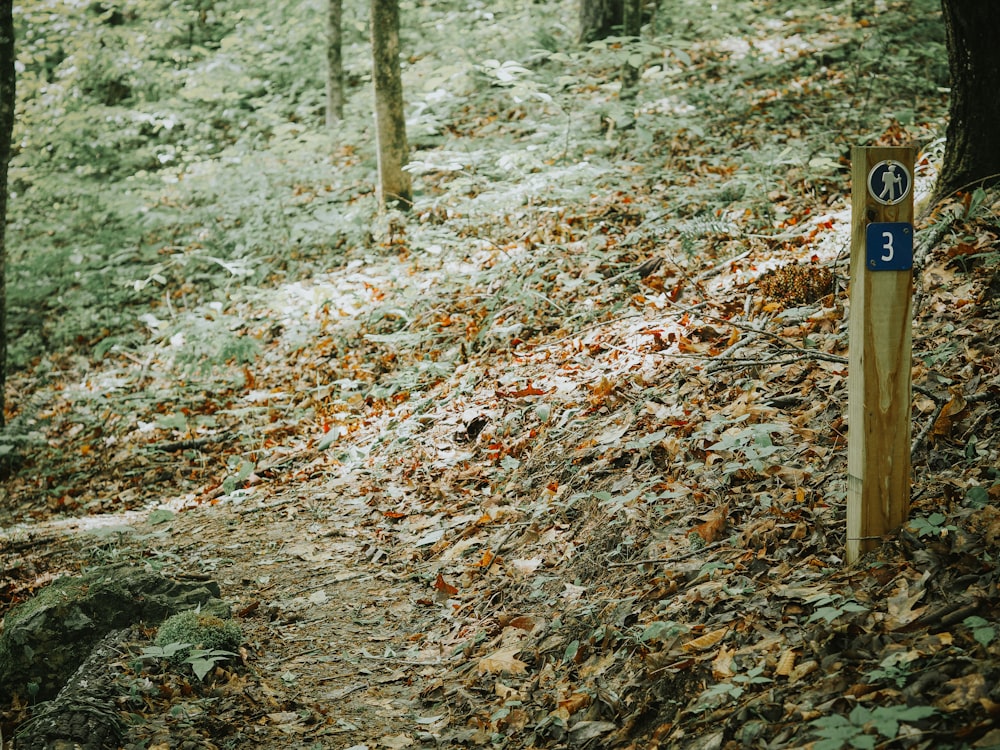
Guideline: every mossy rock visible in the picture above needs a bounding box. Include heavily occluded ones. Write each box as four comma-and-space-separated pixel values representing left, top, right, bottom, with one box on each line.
155, 610, 242, 662
0, 564, 228, 705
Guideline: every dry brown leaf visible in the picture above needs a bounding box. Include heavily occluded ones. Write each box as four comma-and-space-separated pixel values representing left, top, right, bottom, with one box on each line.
558, 692, 591, 714
711, 645, 736, 679
885, 574, 929, 630
495, 680, 520, 700
507, 615, 540, 631
478, 647, 528, 676
683, 627, 728, 652
775, 649, 797, 677
932, 387, 968, 439
936, 673, 987, 712
789, 659, 819, 681
690, 504, 728, 544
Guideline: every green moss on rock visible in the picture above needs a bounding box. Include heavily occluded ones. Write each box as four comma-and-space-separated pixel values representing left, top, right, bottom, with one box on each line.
155, 610, 242, 662
0, 564, 228, 705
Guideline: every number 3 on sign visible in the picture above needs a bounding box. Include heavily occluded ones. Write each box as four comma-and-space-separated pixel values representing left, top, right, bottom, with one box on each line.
865, 222, 912, 271
880, 231, 894, 262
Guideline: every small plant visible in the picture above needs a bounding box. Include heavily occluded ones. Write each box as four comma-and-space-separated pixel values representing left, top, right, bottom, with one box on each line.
154, 610, 242, 666
906, 512, 958, 539
184, 648, 238, 681
139, 641, 193, 661
139, 643, 236, 681
964, 616, 996, 648
805, 593, 868, 624
708, 422, 787, 476
864, 650, 916, 687
809, 704, 936, 750
696, 665, 771, 707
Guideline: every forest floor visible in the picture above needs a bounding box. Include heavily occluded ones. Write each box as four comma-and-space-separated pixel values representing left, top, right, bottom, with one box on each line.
2, 1, 1000, 749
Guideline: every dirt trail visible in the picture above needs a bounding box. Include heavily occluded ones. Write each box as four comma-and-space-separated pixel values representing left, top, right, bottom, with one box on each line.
153, 487, 460, 749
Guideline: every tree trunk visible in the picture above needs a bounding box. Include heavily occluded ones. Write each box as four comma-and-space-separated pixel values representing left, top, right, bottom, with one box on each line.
578, 0, 623, 44
936, 1, 1000, 200
0, 1, 14, 429
326, 0, 344, 126
370, 0, 412, 210
620, 0, 643, 97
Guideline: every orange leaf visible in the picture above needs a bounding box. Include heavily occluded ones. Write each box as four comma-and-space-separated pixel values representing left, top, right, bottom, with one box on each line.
433, 573, 459, 596
507, 616, 538, 631
558, 692, 591, 714
690, 504, 728, 544
475, 550, 496, 568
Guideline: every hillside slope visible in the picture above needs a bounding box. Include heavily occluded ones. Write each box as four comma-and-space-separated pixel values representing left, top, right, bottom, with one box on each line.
2, 0, 999, 748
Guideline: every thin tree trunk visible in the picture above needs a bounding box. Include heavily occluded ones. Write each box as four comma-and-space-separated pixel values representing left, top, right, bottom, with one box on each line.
0, 1, 15, 429
370, 0, 411, 210
936, 1, 1000, 200
620, 0, 642, 97
326, 0, 344, 126
578, 0, 623, 44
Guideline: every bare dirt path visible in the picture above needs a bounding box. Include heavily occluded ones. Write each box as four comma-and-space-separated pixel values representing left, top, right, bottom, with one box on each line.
150, 486, 463, 750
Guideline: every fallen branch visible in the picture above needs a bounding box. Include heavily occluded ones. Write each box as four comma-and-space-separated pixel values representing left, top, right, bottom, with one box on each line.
151, 432, 233, 453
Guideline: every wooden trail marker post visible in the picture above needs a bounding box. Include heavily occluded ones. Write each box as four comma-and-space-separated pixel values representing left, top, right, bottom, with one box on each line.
847, 146, 915, 564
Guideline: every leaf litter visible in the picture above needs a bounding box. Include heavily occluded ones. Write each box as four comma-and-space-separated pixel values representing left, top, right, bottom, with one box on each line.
2, 1, 1000, 749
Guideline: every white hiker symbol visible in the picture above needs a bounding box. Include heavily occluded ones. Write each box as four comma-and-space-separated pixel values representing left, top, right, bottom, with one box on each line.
868, 160, 910, 205
879, 164, 903, 202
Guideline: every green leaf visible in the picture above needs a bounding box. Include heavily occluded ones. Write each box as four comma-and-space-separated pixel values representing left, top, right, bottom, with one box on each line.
147, 509, 176, 525
141, 642, 193, 660
500, 455, 521, 470
640, 621, 686, 643
563, 639, 579, 663
966, 485, 988, 508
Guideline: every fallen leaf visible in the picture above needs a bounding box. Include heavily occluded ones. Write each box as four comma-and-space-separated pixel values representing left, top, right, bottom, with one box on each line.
932, 387, 968, 439
510, 558, 543, 575
775, 649, 796, 677
380, 734, 414, 749
433, 573, 458, 596
568, 721, 617, 743
683, 627, 728, 652
885, 574, 929, 630
690, 504, 728, 544
558, 692, 591, 714
478, 646, 528, 675
711, 645, 736, 679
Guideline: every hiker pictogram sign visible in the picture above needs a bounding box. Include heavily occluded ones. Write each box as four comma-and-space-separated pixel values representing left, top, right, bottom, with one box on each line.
867, 160, 911, 206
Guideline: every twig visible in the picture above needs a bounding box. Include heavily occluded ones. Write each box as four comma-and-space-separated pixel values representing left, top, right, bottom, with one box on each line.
607, 541, 727, 567
663, 297, 849, 365
694, 248, 753, 283
911, 399, 945, 456
151, 433, 232, 453
534, 312, 644, 349
358, 653, 462, 667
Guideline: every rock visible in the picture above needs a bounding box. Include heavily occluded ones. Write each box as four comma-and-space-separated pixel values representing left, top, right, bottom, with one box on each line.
0, 563, 229, 705
13, 628, 130, 750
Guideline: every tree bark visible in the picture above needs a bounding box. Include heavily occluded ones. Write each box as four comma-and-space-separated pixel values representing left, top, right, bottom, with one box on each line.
14, 629, 129, 750
578, 0, 623, 44
326, 0, 344, 126
0, 1, 14, 429
936, 1, 1000, 199
620, 0, 643, 97
370, 0, 412, 210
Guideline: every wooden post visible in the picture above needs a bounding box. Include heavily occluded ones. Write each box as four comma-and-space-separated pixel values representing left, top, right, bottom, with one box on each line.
847, 146, 915, 564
